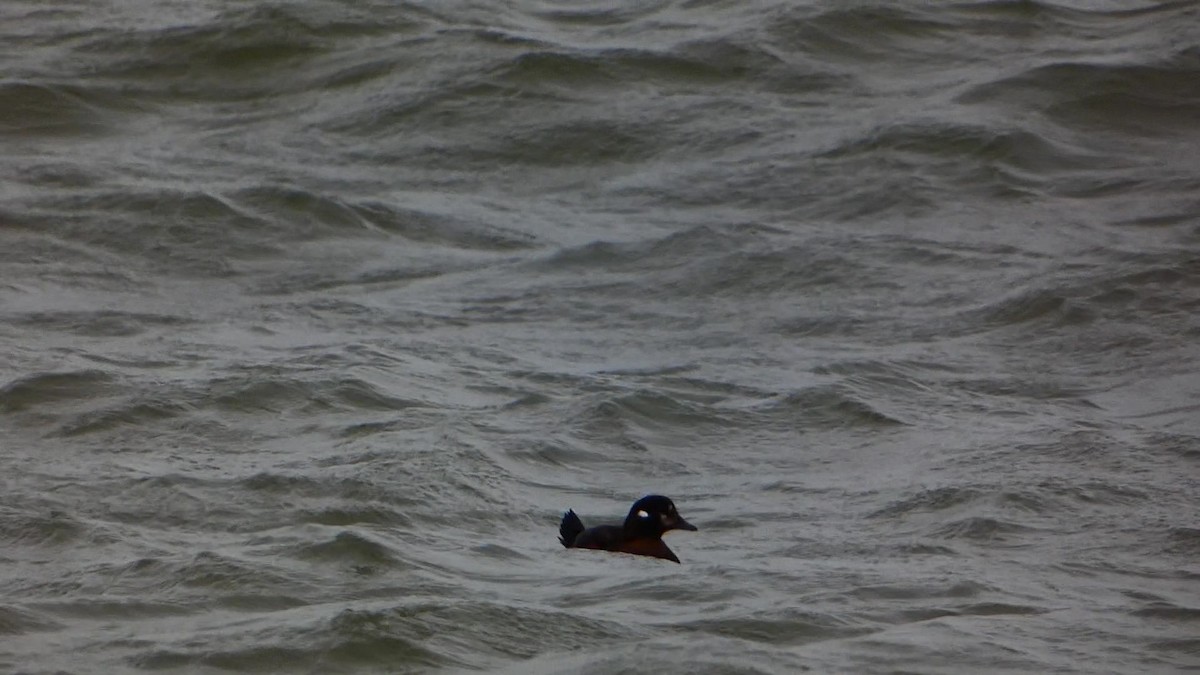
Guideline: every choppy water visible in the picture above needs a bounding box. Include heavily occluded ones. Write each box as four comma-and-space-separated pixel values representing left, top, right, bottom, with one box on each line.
3, 0, 1200, 673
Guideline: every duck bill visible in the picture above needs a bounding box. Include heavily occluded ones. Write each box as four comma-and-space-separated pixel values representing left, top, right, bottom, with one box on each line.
671, 516, 698, 532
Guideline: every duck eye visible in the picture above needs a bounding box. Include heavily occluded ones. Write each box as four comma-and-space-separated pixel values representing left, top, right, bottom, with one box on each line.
636, 510, 650, 518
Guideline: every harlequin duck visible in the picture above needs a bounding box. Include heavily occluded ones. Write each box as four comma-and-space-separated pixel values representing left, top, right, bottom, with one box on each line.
558, 495, 697, 563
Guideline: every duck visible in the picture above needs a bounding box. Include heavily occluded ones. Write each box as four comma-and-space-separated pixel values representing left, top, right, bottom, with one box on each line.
558, 495, 697, 563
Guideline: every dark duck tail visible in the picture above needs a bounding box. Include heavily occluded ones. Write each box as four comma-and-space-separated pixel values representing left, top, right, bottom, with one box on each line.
559, 509, 585, 548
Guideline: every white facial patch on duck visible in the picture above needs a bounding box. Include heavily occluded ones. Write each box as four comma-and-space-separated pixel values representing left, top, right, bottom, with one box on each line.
660, 505, 677, 525
636, 510, 650, 519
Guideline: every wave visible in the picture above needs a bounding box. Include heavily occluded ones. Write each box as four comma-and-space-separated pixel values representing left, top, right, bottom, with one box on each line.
127, 599, 636, 672
293, 530, 400, 570
0, 510, 91, 549
0, 369, 118, 412
959, 47, 1200, 136
207, 374, 421, 415
932, 515, 1038, 541
869, 486, 984, 518
1130, 602, 1200, 621
0, 81, 112, 136
759, 386, 905, 429
674, 607, 865, 645
0, 604, 62, 635
72, 5, 332, 102
53, 397, 190, 437
532, 224, 887, 309
129, 606, 448, 671
10, 308, 196, 337
767, 5, 956, 62
818, 121, 1105, 200
2, 368, 432, 438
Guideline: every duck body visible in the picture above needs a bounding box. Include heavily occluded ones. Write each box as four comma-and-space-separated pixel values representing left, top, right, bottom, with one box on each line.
559, 495, 697, 564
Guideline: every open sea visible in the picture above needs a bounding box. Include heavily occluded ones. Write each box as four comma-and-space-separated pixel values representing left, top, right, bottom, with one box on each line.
3, 1, 1200, 673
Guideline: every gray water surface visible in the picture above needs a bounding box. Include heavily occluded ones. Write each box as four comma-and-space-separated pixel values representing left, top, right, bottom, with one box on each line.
3, 1, 1199, 673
